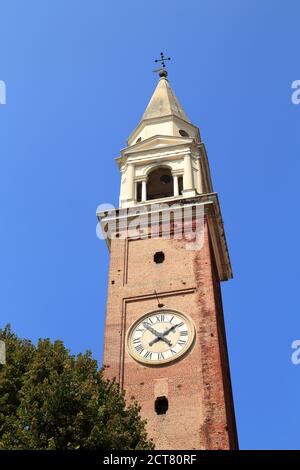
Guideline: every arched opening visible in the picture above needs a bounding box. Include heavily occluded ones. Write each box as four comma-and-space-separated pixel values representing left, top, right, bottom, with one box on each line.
155, 396, 168, 415
179, 129, 189, 137
147, 167, 174, 200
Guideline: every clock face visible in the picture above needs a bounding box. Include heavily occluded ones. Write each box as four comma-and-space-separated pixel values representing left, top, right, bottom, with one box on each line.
127, 310, 195, 365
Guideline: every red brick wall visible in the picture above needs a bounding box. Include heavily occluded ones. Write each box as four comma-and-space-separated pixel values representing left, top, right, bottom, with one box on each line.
102, 217, 237, 450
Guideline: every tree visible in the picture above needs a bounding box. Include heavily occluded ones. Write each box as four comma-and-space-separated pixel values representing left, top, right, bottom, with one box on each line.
0, 325, 154, 450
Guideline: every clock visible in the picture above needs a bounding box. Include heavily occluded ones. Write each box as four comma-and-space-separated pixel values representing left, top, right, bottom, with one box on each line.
126, 310, 195, 365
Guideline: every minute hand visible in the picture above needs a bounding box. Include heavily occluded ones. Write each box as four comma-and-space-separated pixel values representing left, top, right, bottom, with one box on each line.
144, 323, 172, 347
162, 324, 179, 337
149, 324, 181, 347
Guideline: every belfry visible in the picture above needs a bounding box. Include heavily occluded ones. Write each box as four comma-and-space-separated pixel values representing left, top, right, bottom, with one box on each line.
97, 59, 238, 450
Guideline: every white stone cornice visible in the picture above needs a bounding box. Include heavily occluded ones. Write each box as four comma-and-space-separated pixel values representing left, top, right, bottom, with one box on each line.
125, 153, 186, 168
134, 175, 148, 182
171, 169, 183, 176
127, 114, 200, 146
97, 193, 232, 282
124, 145, 192, 163
121, 135, 195, 156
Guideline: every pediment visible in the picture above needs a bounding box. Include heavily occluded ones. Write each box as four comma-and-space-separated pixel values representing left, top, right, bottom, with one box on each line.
122, 135, 193, 156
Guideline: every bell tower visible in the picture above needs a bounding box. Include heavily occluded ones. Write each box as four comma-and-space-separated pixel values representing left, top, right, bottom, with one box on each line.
97, 65, 238, 450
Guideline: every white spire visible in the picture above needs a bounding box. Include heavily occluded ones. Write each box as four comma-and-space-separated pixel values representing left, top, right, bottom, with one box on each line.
127, 72, 197, 146
142, 75, 190, 123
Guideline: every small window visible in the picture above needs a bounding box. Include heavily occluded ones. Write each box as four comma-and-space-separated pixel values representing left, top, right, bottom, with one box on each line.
136, 182, 142, 202
154, 251, 165, 264
136, 137, 142, 143
179, 129, 189, 137
178, 176, 183, 195
160, 174, 172, 185
155, 396, 168, 415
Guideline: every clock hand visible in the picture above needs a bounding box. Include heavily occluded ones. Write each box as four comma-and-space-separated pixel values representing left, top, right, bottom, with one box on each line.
143, 322, 161, 337
143, 323, 172, 347
148, 336, 172, 347
161, 324, 178, 337
148, 323, 181, 347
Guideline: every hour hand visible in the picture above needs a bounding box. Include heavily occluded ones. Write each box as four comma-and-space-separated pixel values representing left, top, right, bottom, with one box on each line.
143, 322, 161, 337
143, 323, 172, 347
149, 323, 181, 347
149, 336, 172, 347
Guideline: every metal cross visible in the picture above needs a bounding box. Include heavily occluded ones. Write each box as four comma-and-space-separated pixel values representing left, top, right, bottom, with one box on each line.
155, 52, 171, 69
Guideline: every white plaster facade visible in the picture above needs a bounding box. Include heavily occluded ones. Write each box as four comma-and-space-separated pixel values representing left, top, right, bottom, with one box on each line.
97, 71, 232, 281
116, 74, 213, 208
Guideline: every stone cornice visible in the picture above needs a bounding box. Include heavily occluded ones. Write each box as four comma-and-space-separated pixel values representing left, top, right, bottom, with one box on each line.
127, 114, 200, 146
97, 193, 232, 281
116, 137, 200, 170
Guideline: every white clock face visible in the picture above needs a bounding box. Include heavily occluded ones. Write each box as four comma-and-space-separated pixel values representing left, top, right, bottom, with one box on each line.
127, 310, 195, 365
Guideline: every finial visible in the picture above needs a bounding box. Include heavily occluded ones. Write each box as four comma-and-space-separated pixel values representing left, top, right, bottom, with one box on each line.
154, 51, 171, 78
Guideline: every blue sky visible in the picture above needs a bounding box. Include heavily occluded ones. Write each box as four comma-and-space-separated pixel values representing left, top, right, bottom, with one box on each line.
1, 0, 300, 450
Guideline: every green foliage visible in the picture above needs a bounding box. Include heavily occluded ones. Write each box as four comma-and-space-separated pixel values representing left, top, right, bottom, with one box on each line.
0, 325, 154, 450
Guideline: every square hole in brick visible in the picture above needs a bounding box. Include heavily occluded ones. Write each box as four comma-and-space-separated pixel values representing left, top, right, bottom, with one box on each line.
154, 251, 165, 264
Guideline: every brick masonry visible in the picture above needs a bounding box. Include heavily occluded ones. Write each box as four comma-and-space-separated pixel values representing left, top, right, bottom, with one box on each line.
102, 215, 238, 450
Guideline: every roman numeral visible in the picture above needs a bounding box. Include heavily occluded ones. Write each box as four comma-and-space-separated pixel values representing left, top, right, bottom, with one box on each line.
178, 339, 186, 346
170, 349, 177, 356
169, 315, 174, 323
176, 322, 184, 328
180, 330, 188, 336
133, 338, 141, 344
144, 351, 153, 360
135, 344, 144, 354
157, 352, 164, 360
136, 328, 145, 333
156, 314, 165, 322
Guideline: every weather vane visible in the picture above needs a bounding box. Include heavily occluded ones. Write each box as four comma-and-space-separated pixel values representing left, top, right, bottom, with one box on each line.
153, 52, 171, 78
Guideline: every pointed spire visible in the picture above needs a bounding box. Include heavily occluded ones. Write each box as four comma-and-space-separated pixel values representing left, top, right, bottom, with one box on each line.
142, 75, 190, 123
